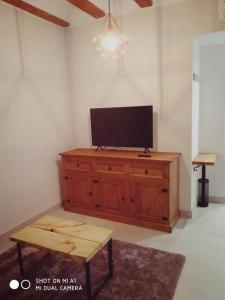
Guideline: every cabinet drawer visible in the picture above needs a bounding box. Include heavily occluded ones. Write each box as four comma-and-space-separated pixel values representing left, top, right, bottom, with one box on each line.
130, 163, 165, 179
64, 159, 91, 172
95, 161, 126, 174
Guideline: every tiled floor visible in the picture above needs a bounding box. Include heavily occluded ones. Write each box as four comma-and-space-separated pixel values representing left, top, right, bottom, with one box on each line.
1, 203, 225, 300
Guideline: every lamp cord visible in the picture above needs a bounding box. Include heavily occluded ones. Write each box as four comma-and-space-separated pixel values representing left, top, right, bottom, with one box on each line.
108, 0, 111, 13
108, 0, 111, 27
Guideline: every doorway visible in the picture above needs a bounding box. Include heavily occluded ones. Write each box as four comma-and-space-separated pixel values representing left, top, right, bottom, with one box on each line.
192, 31, 225, 207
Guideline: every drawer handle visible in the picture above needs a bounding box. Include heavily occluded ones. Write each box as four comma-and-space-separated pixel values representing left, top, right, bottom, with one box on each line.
94, 179, 98, 183
95, 204, 100, 208
145, 170, 148, 175
108, 166, 112, 171
66, 199, 70, 203
162, 217, 168, 221
161, 188, 168, 193
121, 197, 125, 202
89, 192, 92, 196
130, 198, 135, 203
77, 164, 80, 167
64, 176, 69, 180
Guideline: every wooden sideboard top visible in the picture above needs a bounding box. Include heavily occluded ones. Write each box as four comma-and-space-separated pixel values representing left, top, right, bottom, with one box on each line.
60, 148, 181, 163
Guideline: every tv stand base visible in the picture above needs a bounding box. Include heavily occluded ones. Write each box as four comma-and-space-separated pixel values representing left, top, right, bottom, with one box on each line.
138, 154, 151, 158
137, 147, 151, 157
60, 148, 181, 233
95, 146, 104, 152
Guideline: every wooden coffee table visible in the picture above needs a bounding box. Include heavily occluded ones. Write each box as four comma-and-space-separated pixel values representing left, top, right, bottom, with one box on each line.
10, 215, 113, 300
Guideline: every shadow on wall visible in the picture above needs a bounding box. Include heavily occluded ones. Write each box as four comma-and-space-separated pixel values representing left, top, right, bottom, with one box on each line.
156, 2, 166, 119
96, 67, 151, 109
0, 9, 24, 130
93, 49, 159, 151
0, 8, 72, 144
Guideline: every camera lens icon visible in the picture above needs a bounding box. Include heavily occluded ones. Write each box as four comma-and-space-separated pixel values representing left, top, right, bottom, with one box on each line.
9, 280, 19, 290
9, 279, 31, 290
21, 279, 31, 289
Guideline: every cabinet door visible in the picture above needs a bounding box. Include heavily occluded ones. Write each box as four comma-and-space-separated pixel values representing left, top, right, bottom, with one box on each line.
93, 177, 130, 215
130, 180, 169, 223
64, 174, 93, 209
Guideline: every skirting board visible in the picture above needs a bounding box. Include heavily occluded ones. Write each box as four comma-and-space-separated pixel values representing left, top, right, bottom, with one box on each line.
180, 209, 192, 218
1, 203, 193, 238
209, 197, 225, 204
0, 202, 61, 239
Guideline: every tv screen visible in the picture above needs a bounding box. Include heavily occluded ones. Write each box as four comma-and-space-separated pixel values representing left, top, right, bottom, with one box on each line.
90, 106, 153, 149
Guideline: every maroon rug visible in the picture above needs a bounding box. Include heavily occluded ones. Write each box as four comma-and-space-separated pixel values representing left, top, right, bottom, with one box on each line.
0, 240, 185, 300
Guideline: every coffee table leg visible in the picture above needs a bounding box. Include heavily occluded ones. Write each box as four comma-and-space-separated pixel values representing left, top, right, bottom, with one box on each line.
84, 239, 113, 300
17, 243, 24, 277
85, 261, 91, 300
108, 239, 113, 277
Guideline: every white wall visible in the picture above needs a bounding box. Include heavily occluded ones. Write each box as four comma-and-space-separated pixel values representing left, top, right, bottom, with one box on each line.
191, 37, 200, 210
0, 3, 74, 234
199, 41, 225, 200
65, 0, 218, 212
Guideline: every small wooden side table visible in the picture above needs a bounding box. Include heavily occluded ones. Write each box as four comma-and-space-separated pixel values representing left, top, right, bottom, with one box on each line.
10, 215, 113, 300
192, 153, 218, 207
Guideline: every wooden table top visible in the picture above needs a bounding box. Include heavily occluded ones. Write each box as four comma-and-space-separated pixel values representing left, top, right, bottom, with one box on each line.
192, 153, 218, 166
10, 215, 113, 262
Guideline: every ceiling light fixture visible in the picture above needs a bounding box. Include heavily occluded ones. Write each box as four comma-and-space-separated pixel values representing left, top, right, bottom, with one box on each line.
93, 0, 128, 59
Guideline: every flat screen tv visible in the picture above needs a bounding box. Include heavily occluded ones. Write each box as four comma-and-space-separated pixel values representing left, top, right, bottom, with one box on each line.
90, 105, 153, 149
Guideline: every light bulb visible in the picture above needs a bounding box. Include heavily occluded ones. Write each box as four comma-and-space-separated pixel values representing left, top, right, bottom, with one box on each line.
101, 30, 121, 52
93, 9, 128, 59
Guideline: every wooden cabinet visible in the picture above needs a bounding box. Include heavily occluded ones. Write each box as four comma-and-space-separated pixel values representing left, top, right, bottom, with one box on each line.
60, 148, 181, 232
130, 180, 166, 223
130, 181, 171, 225
64, 173, 93, 209
93, 177, 129, 215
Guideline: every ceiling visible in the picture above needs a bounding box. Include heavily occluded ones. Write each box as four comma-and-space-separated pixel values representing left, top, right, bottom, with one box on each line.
24, 0, 152, 27
6, 0, 188, 28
